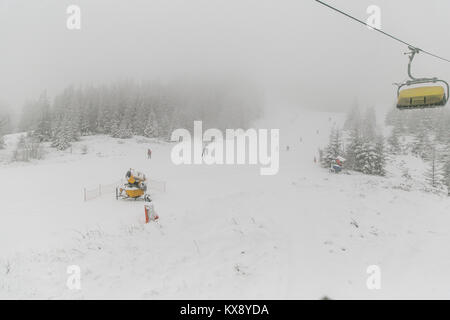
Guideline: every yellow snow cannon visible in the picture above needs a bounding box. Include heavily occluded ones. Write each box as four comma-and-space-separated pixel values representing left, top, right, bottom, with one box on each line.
116, 169, 148, 200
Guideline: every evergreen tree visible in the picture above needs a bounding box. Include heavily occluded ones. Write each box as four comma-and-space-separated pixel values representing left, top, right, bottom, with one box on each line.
158, 113, 171, 140
0, 117, 6, 149
109, 111, 121, 137
17, 79, 263, 150
442, 160, 450, 196
114, 119, 133, 139
343, 105, 386, 176
151, 113, 160, 138
373, 135, 387, 176
143, 109, 160, 138
343, 102, 361, 131
321, 128, 344, 168
387, 126, 402, 155
51, 118, 72, 151
355, 140, 377, 175
345, 127, 363, 171
343, 104, 363, 170
80, 113, 90, 136
411, 125, 431, 160
32, 92, 53, 142
0, 104, 11, 149
440, 144, 450, 195
132, 104, 147, 136
425, 147, 442, 189
362, 106, 377, 140
143, 115, 156, 138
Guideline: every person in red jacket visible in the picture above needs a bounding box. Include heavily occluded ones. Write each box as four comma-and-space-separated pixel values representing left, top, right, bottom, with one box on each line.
331, 156, 346, 173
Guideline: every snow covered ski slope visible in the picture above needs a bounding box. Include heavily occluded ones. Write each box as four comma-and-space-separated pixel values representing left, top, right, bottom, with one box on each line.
1, 109, 450, 299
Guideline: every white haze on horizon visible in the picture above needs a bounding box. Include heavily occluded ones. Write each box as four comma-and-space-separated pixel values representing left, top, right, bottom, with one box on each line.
1, 0, 450, 115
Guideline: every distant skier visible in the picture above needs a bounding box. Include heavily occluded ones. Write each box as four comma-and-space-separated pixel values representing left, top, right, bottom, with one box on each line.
202, 146, 208, 157
286, 145, 290, 151
147, 148, 152, 159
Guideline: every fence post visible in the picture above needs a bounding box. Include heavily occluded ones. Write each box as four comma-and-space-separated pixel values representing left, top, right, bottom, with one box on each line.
144, 206, 150, 224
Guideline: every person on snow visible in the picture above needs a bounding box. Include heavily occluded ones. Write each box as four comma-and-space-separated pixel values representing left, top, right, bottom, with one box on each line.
202, 146, 208, 157
147, 148, 152, 159
331, 156, 345, 173
331, 160, 341, 173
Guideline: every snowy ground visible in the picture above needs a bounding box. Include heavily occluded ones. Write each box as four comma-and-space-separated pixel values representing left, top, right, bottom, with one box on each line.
1, 109, 450, 299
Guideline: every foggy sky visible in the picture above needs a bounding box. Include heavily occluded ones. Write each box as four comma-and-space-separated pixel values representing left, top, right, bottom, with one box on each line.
1, 0, 450, 113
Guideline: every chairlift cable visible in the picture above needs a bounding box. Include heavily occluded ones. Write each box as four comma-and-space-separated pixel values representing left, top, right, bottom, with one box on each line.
315, 0, 450, 63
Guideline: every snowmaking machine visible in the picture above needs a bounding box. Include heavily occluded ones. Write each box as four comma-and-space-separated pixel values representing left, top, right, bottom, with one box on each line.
116, 169, 148, 200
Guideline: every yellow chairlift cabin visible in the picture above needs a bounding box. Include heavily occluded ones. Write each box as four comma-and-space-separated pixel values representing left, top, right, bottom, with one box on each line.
396, 46, 449, 110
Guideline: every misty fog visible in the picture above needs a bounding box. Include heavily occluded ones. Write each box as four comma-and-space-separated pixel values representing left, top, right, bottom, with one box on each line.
3, 1, 450, 302
1, 0, 450, 117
